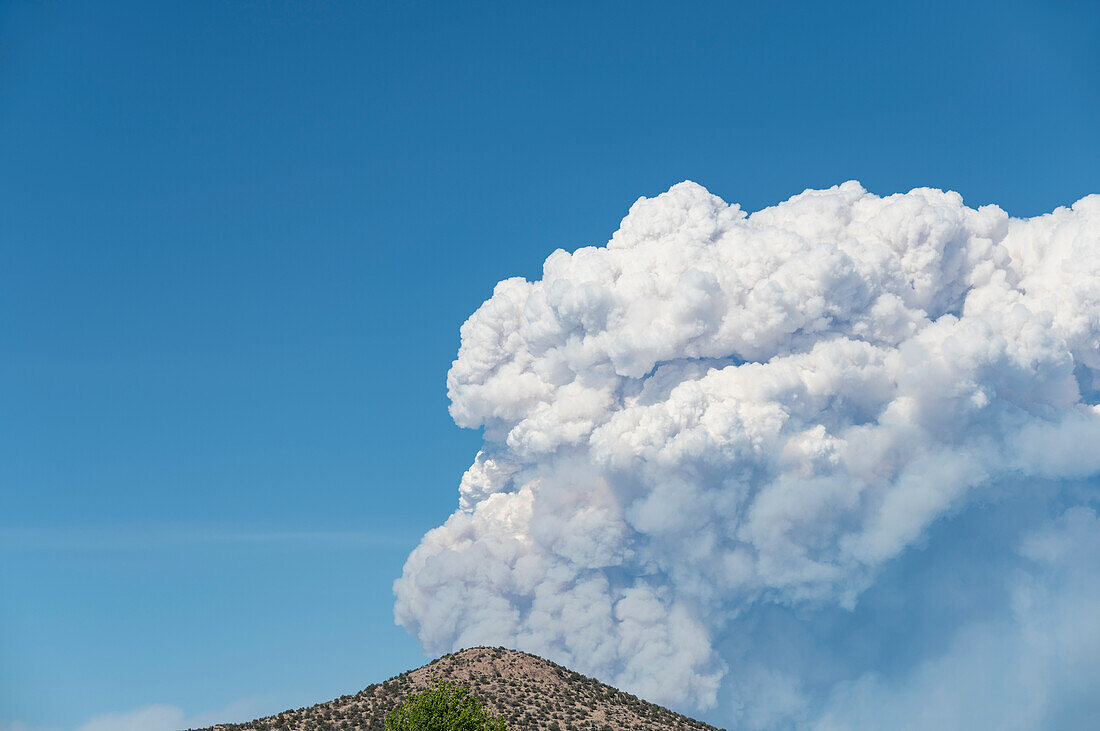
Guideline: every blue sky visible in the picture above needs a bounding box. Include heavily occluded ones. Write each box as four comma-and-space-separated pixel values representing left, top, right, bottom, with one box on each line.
1, 1, 1097, 728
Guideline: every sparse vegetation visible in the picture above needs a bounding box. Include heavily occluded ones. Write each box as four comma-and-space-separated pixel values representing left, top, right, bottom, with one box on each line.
191, 646, 724, 731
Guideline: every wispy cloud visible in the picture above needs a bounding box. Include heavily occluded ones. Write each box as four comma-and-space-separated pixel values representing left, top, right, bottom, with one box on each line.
0, 721, 60, 731
3, 697, 269, 731
77, 697, 268, 731
0, 526, 417, 552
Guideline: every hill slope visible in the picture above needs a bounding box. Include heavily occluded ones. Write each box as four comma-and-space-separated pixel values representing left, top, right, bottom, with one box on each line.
194, 646, 723, 730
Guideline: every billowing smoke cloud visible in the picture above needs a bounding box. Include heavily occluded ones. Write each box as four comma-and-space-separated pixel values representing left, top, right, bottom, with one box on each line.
394, 182, 1100, 727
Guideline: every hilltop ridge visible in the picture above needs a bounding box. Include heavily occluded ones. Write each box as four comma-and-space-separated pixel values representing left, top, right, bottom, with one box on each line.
194, 646, 724, 730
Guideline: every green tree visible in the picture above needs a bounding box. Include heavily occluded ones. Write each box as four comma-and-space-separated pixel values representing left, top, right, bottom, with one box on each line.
384, 681, 507, 731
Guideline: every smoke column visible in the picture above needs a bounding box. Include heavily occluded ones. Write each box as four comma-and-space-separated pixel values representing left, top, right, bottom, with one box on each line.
394, 182, 1100, 728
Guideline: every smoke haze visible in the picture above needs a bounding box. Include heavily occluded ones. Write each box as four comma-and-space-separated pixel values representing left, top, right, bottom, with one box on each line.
394, 182, 1100, 728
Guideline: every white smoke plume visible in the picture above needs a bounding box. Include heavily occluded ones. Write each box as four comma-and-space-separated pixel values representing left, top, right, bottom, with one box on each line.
394, 182, 1100, 726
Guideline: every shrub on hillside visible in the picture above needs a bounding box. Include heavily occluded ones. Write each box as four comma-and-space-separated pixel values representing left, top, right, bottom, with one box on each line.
384, 681, 507, 731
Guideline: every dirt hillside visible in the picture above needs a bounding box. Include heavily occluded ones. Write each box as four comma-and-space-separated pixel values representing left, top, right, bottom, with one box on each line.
193, 646, 724, 730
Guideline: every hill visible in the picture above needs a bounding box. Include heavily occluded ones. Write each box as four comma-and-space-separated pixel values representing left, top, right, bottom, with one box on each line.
192, 646, 724, 730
